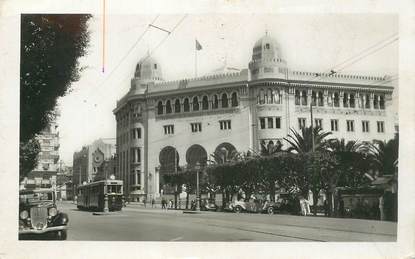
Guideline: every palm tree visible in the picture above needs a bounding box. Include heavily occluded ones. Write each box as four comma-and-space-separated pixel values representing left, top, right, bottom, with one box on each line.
326, 138, 373, 216
260, 140, 283, 156
209, 149, 243, 164
368, 135, 399, 176
284, 126, 332, 154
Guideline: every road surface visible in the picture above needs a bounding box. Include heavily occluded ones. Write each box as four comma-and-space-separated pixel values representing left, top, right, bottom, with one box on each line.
58, 201, 396, 242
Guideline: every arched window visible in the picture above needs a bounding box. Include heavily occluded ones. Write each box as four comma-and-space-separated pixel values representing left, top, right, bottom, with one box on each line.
333, 92, 340, 107
231, 92, 238, 107
202, 96, 209, 110
301, 90, 307, 106
343, 93, 349, 108
165, 100, 172, 114
349, 93, 355, 108
318, 91, 324, 106
373, 94, 379, 109
267, 89, 273, 104
192, 96, 199, 111
221, 93, 228, 108
174, 99, 181, 113
311, 91, 317, 106
274, 90, 281, 104
183, 98, 190, 112
295, 90, 300, 105
365, 94, 370, 109
212, 95, 219, 109
379, 95, 385, 109
157, 101, 163, 115
259, 89, 265, 104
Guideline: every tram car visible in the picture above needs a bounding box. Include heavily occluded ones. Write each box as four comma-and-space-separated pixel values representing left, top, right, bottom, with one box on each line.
77, 179, 124, 212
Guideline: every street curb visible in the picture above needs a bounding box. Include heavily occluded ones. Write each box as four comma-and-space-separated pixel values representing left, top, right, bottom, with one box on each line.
182, 210, 203, 214
92, 212, 123, 216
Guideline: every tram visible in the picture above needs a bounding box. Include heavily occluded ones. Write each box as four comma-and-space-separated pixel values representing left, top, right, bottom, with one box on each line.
77, 179, 124, 212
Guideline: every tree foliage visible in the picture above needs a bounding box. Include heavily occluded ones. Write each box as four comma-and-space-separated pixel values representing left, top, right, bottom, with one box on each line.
284, 126, 332, 153
20, 14, 91, 177
19, 138, 41, 177
368, 134, 399, 176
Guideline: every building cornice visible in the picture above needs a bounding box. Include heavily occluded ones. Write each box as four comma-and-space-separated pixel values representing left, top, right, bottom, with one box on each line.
114, 75, 394, 114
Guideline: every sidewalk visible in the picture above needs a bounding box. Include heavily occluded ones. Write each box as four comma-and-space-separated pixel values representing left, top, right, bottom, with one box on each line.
123, 202, 195, 214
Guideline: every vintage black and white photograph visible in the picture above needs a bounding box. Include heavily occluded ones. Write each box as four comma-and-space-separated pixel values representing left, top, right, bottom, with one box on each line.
16, 12, 401, 243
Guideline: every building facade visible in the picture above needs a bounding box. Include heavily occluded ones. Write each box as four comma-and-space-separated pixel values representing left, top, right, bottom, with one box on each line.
72, 138, 116, 194
20, 123, 60, 190
114, 34, 395, 201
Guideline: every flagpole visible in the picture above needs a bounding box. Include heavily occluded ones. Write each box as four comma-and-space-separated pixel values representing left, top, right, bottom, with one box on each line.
195, 38, 197, 77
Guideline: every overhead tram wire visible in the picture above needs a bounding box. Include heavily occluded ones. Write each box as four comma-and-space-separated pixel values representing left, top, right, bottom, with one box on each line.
139, 14, 188, 64
102, 14, 188, 103
333, 36, 398, 74
86, 15, 160, 100
303, 33, 398, 83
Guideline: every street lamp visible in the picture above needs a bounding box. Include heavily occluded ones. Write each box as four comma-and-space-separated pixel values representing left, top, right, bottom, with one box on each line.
195, 162, 201, 211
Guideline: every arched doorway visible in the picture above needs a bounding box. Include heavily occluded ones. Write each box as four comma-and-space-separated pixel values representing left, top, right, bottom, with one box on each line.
186, 144, 207, 167
213, 142, 237, 164
159, 146, 179, 174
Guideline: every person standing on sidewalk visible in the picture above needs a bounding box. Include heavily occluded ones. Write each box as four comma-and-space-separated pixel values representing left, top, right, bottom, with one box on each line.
143, 198, 147, 208
151, 198, 155, 208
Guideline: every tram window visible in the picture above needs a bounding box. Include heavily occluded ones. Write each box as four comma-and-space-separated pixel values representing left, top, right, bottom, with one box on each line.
108, 185, 121, 193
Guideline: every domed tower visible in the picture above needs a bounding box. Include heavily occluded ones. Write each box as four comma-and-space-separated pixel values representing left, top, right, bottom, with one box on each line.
248, 33, 287, 80
131, 55, 164, 92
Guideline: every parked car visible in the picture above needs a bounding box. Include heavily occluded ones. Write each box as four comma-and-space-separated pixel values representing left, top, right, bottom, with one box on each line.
229, 199, 281, 215
19, 189, 69, 240
200, 199, 218, 211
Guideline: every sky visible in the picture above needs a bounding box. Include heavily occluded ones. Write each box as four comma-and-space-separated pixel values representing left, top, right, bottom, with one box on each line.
56, 14, 398, 166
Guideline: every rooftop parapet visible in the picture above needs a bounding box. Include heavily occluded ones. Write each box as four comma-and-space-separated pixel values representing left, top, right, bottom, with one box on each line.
148, 69, 249, 93
289, 70, 393, 86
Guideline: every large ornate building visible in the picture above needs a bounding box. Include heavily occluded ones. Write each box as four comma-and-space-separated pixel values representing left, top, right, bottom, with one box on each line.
114, 34, 395, 201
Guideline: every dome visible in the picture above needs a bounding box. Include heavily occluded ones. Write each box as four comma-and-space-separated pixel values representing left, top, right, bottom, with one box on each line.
134, 55, 163, 82
251, 34, 284, 62
249, 33, 287, 80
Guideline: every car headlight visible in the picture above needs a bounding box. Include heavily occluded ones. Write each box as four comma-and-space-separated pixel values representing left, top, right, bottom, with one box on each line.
49, 207, 58, 217
20, 210, 28, 219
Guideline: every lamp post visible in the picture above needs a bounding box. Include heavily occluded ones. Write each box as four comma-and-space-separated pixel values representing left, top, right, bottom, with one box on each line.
195, 162, 201, 211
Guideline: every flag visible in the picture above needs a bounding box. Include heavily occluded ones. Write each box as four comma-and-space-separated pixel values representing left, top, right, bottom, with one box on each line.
195, 39, 202, 51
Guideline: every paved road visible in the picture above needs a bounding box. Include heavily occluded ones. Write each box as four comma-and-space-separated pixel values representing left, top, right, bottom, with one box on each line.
58, 201, 396, 242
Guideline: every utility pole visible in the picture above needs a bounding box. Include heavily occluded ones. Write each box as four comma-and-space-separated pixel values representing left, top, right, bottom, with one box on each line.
310, 102, 315, 152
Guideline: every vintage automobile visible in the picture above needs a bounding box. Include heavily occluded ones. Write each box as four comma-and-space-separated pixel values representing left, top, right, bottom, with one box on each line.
19, 189, 69, 240
200, 199, 218, 211
229, 199, 281, 215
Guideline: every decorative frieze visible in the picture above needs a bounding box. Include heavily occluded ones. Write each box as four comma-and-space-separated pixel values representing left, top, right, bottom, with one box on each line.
257, 104, 283, 112
155, 107, 240, 121
295, 106, 386, 116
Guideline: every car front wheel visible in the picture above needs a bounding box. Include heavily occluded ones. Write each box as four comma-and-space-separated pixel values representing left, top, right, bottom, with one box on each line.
234, 206, 242, 213
56, 230, 67, 240
267, 207, 275, 215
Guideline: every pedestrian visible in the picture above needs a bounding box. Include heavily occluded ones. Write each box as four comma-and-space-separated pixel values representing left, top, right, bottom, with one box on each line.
169, 199, 173, 209
379, 195, 385, 221
338, 198, 344, 218
324, 199, 329, 216
299, 196, 304, 216
304, 198, 311, 215
143, 198, 147, 208
161, 198, 166, 210
151, 198, 155, 208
